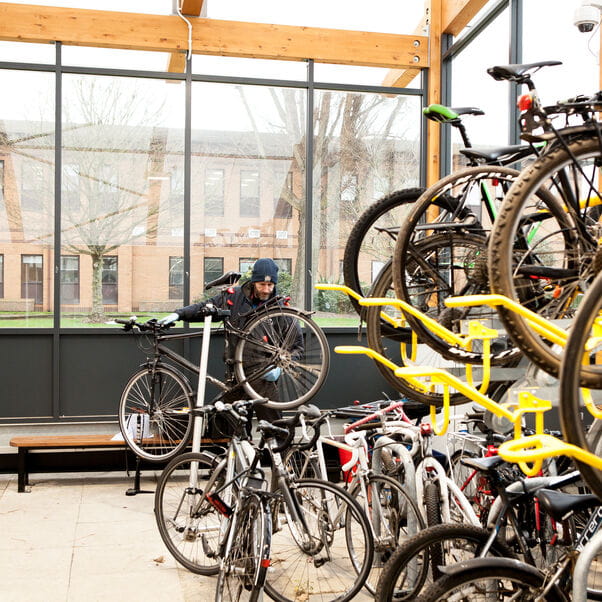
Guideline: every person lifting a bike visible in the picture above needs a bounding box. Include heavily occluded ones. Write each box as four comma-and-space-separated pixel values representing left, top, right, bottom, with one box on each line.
159, 258, 301, 431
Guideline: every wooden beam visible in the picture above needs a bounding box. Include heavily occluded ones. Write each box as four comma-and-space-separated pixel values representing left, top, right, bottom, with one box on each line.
426, 0, 442, 187
382, 10, 428, 88
0, 3, 429, 69
180, 0, 204, 15
442, 0, 489, 36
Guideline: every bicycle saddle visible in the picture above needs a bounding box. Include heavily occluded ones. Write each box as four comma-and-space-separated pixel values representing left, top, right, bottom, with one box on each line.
205, 271, 241, 290
487, 60, 562, 82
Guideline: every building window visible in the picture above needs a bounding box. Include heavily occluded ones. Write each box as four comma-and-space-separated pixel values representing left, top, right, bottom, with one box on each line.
274, 171, 293, 218
205, 168, 224, 216
204, 257, 224, 287
62, 164, 80, 211
240, 170, 260, 217
239, 258, 257, 277
274, 258, 292, 275
169, 256, 184, 300
21, 255, 43, 304
20, 162, 44, 212
0, 254, 3, 298
60, 255, 80, 304
102, 256, 118, 304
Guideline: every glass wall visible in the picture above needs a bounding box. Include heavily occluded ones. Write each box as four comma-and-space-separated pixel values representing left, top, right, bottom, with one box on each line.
0, 47, 421, 328
0, 70, 55, 325
312, 90, 422, 312
60, 74, 185, 324
190, 83, 306, 305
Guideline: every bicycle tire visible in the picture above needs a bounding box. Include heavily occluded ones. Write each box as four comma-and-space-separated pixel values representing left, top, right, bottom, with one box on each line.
374, 522, 513, 602
118, 364, 193, 462
392, 166, 524, 365
347, 474, 425, 594
423, 482, 443, 580
215, 492, 270, 602
559, 270, 602, 500
234, 307, 329, 410
415, 557, 567, 602
282, 447, 321, 480
265, 477, 374, 602
154, 451, 227, 575
489, 134, 602, 380
342, 187, 425, 315
365, 258, 493, 407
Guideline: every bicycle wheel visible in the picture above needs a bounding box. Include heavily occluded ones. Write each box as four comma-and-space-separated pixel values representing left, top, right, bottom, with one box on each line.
415, 557, 567, 601
265, 478, 374, 602
118, 365, 193, 461
489, 134, 602, 379
392, 166, 523, 365
234, 307, 329, 410
282, 447, 321, 480
154, 451, 227, 575
365, 259, 490, 407
374, 522, 513, 602
215, 492, 270, 602
347, 474, 425, 594
559, 270, 602, 500
342, 187, 425, 315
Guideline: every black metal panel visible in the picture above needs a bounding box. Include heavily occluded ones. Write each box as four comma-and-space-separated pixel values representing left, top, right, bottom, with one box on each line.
0, 329, 399, 422
0, 334, 53, 418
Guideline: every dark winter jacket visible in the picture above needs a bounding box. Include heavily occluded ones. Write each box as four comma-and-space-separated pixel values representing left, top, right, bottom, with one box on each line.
175, 280, 302, 379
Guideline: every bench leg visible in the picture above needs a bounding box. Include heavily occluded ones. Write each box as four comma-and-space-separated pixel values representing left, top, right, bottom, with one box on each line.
17, 448, 29, 493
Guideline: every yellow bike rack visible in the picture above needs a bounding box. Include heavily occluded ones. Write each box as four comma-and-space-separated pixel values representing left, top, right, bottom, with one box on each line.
498, 433, 602, 472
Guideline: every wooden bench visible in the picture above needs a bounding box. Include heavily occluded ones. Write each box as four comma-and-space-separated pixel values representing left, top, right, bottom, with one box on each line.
9, 434, 229, 492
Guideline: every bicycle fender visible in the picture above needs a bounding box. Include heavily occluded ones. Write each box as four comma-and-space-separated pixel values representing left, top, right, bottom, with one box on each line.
436, 556, 542, 578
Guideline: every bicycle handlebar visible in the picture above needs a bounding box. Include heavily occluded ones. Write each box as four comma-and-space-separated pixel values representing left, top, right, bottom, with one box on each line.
344, 401, 410, 434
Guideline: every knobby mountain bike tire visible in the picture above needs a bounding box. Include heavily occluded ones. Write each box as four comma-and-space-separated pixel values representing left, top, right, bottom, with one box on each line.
365, 260, 481, 406
342, 187, 425, 316
374, 522, 513, 602
264, 478, 374, 602
234, 306, 329, 410
118, 364, 193, 462
559, 270, 602, 501
415, 557, 567, 602
392, 165, 525, 366
489, 134, 602, 380
154, 451, 227, 575
347, 473, 425, 595
215, 491, 271, 602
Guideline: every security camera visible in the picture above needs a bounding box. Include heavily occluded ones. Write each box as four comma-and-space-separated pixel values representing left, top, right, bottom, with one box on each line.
574, 2, 602, 32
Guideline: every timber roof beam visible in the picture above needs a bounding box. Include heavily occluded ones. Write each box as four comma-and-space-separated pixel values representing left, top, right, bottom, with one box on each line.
0, 3, 429, 70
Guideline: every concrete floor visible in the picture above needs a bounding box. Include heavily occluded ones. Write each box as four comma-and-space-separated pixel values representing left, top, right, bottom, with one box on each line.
0, 470, 214, 602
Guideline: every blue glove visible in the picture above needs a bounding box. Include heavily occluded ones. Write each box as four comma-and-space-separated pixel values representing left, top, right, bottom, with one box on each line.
158, 312, 180, 326
263, 367, 281, 382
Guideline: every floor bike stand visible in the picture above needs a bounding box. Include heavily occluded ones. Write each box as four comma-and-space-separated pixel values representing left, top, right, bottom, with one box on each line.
125, 453, 153, 496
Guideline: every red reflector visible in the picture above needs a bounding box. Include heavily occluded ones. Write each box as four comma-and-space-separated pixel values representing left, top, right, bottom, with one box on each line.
517, 93, 533, 111
227, 299, 234, 306
492, 178, 499, 186
261, 559, 271, 568
227, 287, 235, 294
263, 335, 268, 342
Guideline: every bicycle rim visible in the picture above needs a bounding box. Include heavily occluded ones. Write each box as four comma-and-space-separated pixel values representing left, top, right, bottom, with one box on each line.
234, 307, 329, 410
154, 451, 226, 575
265, 478, 374, 602
118, 365, 192, 461
216, 492, 270, 602
489, 135, 602, 379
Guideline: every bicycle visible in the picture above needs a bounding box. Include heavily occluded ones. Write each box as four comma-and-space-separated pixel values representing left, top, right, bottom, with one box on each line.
376, 455, 595, 601
487, 61, 602, 380
281, 401, 426, 594
342, 102, 537, 318
414, 484, 602, 601
154, 398, 374, 601
115, 271, 329, 461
